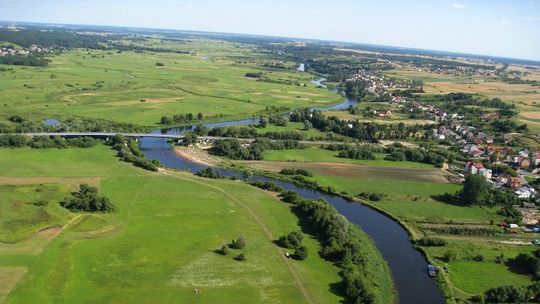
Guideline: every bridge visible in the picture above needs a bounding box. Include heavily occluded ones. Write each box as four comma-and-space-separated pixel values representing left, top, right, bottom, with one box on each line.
3, 132, 244, 142
2, 132, 349, 146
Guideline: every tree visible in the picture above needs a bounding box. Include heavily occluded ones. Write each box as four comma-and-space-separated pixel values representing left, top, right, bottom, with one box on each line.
242, 170, 253, 180
303, 120, 312, 130
160, 116, 172, 125
197, 112, 204, 120
60, 184, 115, 212
259, 114, 269, 128
460, 174, 490, 206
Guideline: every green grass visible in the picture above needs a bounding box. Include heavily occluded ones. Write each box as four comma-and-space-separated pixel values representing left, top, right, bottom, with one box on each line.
0, 146, 343, 303
425, 242, 535, 295
256, 122, 331, 139
0, 40, 342, 127
67, 215, 109, 233
263, 147, 435, 169
0, 184, 72, 243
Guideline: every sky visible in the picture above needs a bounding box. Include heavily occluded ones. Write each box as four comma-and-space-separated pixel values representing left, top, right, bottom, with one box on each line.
1, 0, 539, 61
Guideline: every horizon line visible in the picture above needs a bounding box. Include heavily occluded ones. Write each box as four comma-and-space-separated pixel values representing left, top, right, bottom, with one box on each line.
1, 19, 540, 64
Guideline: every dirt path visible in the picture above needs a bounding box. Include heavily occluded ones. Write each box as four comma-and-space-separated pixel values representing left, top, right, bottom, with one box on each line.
161, 170, 314, 304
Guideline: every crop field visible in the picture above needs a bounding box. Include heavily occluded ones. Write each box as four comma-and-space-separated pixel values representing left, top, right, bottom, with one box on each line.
0, 39, 341, 127
0, 146, 343, 303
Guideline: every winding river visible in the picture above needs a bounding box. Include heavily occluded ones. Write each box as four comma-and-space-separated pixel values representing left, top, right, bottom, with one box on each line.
139, 80, 444, 304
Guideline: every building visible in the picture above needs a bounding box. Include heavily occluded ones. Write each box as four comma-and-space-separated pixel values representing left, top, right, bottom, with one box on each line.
516, 186, 536, 199
478, 168, 493, 179
465, 161, 484, 174
507, 176, 526, 190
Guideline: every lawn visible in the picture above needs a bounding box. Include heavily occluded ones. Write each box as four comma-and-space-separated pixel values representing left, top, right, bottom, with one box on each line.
0, 39, 342, 127
0, 146, 343, 303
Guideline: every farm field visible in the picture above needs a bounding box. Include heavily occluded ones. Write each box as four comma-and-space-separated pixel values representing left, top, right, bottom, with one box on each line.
0, 39, 342, 127
0, 146, 344, 303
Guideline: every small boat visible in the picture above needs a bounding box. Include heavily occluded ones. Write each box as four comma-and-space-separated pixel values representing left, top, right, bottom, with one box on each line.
427, 264, 437, 277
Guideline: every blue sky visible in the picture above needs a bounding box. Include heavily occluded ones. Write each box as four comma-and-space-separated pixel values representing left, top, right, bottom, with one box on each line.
1, 0, 539, 60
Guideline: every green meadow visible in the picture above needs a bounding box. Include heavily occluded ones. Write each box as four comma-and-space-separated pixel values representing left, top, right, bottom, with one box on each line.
0, 40, 341, 127
262, 147, 436, 168
0, 146, 343, 303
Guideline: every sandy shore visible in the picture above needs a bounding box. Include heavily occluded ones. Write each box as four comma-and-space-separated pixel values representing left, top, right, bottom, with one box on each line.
174, 146, 221, 167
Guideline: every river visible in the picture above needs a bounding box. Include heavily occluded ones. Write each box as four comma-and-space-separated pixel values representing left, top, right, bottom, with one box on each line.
139, 85, 444, 304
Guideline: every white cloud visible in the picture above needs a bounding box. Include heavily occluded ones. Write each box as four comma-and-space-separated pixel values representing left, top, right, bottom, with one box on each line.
501, 20, 511, 25
522, 16, 540, 21
451, 3, 466, 9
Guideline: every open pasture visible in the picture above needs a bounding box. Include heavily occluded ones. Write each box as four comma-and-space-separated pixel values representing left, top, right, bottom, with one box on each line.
0, 146, 343, 303
0, 39, 341, 126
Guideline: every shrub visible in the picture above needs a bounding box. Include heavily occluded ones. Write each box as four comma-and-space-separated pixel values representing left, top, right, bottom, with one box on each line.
293, 246, 308, 260
442, 249, 457, 262
234, 253, 246, 261
278, 231, 304, 249
417, 237, 447, 247
196, 167, 220, 179
219, 245, 229, 255
230, 235, 246, 249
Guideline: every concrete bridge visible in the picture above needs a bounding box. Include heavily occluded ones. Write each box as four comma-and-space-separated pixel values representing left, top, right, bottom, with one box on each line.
3, 132, 351, 146
3, 132, 246, 142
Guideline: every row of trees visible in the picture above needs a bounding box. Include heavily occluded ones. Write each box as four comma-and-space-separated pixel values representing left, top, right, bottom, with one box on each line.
110, 135, 159, 171
0, 135, 100, 149
290, 108, 429, 142
160, 112, 204, 125
0, 54, 49, 67
282, 192, 391, 303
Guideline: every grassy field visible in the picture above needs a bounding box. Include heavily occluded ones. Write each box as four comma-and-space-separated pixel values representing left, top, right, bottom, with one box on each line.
0, 184, 72, 243
0, 146, 344, 303
262, 147, 436, 168
0, 39, 342, 127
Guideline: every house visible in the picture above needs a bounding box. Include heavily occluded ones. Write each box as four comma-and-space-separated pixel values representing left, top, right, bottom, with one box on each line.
497, 173, 512, 185
478, 168, 493, 179
535, 151, 540, 166
502, 134, 513, 144
507, 176, 526, 189
477, 132, 494, 144
465, 161, 484, 174
515, 157, 531, 170
433, 134, 446, 141
516, 186, 536, 199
